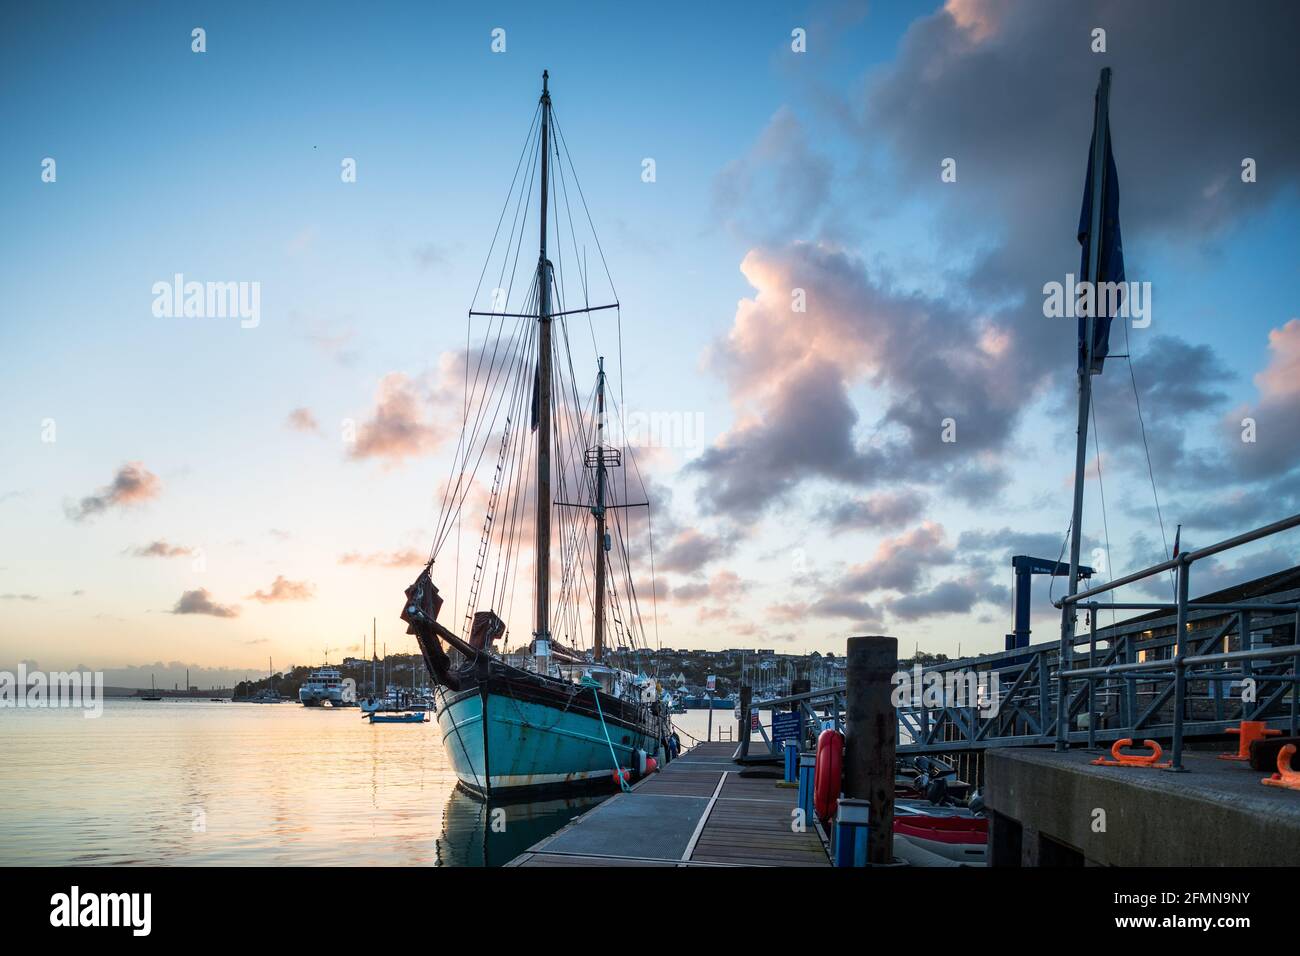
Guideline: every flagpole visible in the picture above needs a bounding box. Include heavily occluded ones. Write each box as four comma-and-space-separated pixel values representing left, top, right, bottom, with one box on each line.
1057, 66, 1111, 751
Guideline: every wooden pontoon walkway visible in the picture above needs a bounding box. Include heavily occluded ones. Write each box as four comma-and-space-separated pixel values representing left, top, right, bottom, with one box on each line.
507, 741, 831, 867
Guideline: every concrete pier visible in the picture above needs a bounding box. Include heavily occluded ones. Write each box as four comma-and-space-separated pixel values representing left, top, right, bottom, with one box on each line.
985, 747, 1300, 866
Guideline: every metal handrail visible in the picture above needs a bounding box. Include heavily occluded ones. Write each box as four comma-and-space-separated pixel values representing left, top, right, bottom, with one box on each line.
1051, 512, 1300, 769
759, 516, 1300, 772
1057, 513, 1300, 607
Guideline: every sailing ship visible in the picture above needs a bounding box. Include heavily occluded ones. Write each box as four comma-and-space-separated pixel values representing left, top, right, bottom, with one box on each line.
402, 72, 673, 798
141, 674, 162, 701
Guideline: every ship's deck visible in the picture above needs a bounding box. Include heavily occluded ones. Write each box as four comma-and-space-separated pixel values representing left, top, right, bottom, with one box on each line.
506, 741, 831, 867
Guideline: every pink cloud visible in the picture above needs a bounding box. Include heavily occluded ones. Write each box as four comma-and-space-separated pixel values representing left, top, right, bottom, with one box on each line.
127, 540, 193, 558
66, 462, 162, 521
172, 589, 239, 618
350, 373, 443, 464
338, 548, 425, 568
287, 407, 321, 433
245, 575, 316, 603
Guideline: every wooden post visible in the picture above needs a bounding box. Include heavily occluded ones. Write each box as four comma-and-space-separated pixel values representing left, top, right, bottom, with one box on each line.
844, 635, 897, 866
738, 684, 752, 757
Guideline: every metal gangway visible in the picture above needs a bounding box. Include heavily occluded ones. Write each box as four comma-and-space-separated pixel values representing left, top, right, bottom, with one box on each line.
747, 514, 1300, 775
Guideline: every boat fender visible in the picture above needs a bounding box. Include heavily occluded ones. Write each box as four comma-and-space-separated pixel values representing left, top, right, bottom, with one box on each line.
636, 749, 648, 776
814, 728, 844, 822
612, 768, 631, 788
645, 756, 658, 774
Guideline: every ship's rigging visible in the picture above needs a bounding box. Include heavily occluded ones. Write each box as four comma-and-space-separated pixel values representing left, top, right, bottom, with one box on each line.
423, 72, 658, 675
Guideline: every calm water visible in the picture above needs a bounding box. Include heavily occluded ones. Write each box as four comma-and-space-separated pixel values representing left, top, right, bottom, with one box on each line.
0, 700, 726, 867
0, 700, 603, 866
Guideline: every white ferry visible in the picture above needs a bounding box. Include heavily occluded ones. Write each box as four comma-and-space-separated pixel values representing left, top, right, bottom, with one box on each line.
298, 667, 349, 707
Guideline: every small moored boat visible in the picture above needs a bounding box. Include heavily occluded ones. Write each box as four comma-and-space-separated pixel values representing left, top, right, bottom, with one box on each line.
367, 711, 429, 724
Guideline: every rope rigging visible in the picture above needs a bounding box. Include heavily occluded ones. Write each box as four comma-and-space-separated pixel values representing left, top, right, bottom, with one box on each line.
421, 89, 659, 671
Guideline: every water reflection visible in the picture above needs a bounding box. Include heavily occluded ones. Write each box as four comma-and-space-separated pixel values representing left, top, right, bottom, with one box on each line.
436, 788, 607, 867
0, 699, 606, 866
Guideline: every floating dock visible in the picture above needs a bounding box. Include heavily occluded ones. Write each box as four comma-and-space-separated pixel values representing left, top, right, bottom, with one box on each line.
507, 742, 831, 867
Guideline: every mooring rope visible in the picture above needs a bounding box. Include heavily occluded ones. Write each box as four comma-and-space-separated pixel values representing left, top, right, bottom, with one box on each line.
590, 685, 631, 792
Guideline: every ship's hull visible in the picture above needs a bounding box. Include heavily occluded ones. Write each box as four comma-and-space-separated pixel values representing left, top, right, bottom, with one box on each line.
299, 687, 343, 706
435, 665, 670, 798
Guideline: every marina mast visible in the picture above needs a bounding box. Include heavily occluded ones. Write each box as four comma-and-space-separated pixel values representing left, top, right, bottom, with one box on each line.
1058, 67, 1111, 748
592, 357, 608, 662
535, 71, 554, 669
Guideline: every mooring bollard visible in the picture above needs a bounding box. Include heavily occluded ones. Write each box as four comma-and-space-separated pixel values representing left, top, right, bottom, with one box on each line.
844, 634, 898, 865
797, 753, 816, 823
833, 797, 871, 867
784, 741, 799, 782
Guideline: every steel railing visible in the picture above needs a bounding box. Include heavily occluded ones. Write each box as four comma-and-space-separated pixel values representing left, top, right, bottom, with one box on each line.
740, 514, 1300, 772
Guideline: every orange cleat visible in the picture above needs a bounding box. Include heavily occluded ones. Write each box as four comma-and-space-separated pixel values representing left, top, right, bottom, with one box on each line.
1091, 738, 1172, 769
1219, 720, 1281, 761
1261, 744, 1300, 792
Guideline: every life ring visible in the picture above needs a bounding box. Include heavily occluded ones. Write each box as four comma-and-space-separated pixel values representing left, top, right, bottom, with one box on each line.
814, 728, 843, 822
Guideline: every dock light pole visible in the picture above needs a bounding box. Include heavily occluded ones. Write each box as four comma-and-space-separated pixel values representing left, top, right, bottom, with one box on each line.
844, 635, 897, 866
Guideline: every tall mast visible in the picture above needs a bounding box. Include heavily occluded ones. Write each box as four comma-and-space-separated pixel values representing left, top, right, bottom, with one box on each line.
1058, 67, 1110, 749
593, 357, 608, 663
534, 70, 554, 670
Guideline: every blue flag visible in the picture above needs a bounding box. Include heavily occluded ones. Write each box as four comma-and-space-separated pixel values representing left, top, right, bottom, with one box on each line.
1076, 94, 1124, 375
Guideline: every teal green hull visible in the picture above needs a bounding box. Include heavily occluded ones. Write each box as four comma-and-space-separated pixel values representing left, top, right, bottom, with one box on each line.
437, 687, 664, 796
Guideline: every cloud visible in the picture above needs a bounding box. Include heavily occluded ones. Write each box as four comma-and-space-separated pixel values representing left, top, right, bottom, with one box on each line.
657, 527, 741, 574
688, 243, 1019, 516
713, 108, 834, 242
1, 593, 38, 601
770, 521, 1019, 625
888, 576, 1008, 621
818, 489, 927, 533
349, 372, 444, 464
1164, 476, 1300, 534
338, 548, 425, 568
171, 589, 239, 618
1221, 319, 1300, 481
1088, 335, 1234, 483
957, 527, 1071, 564
412, 241, 453, 271
848, 0, 1300, 497
766, 595, 881, 629
862, 0, 1300, 281
66, 462, 162, 521
1133, 543, 1294, 600
287, 407, 321, 434
303, 321, 360, 367
670, 570, 748, 605
840, 522, 954, 594
126, 540, 194, 558
689, 1, 1300, 536
245, 576, 316, 603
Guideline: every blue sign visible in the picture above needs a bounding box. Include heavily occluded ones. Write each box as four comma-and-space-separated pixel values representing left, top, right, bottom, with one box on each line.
771, 711, 802, 746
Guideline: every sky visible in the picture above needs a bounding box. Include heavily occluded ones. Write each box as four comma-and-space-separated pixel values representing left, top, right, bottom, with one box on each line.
2, 0, 1299, 688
